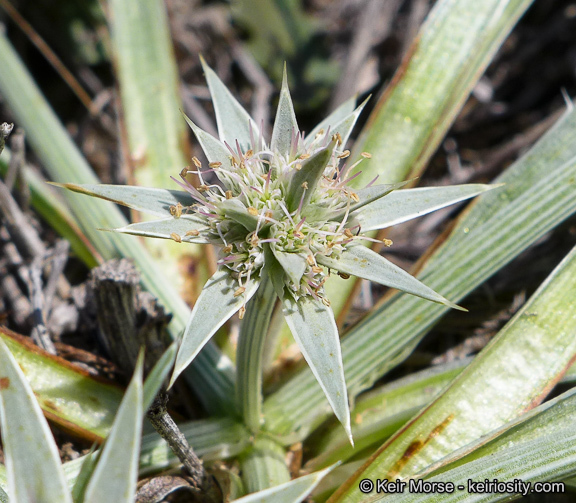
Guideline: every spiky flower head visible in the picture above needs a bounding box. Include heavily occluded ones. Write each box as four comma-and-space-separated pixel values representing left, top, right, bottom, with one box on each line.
64, 61, 493, 439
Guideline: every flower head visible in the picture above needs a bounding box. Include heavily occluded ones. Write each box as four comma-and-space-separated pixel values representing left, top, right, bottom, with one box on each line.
64, 61, 493, 439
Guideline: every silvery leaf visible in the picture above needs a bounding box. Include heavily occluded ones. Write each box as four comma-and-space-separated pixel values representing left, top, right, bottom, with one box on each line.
352, 184, 498, 231
201, 57, 259, 151
83, 358, 144, 503
57, 183, 193, 218
318, 245, 464, 310
271, 67, 299, 158
111, 216, 209, 244
282, 295, 353, 444
0, 339, 72, 503
170, 269, 260, 386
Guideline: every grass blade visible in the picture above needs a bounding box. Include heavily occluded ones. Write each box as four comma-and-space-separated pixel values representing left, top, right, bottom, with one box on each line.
108, 0, 189, 188
350, 0, 534, 187
333, 241, 576, 501
376, 388, 576, 502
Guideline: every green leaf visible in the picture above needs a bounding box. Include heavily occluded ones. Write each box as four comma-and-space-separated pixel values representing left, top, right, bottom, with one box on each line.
270, 248, 307, 287
306, 359, 470, 471
240, 436, 291, 493
318, 245, 463, 310
350, 0, 535, 188
286, 139, 336, 212
236, 277, 278, 432
111, 217, 209, 244
56, 183, 195, 218
0, 327, 122, 442
201, 57, 259, 151
0, 339, 72, 503
305, 95, 357, 145
170, 270, 260, 387
108, 0, 188, 189
380, 388, 576, 503
220, 198, 260, 231
233, 465, 337, 503
264, 100, 576, 442
139, 417, 251, 475
334, 241, 576, 501
70, 447, 99, 503
271, 67, 299, 157
352, 184, 498, 231
142, 343, 178, 412
83, 358, 144, 503
282, 295, 352, 444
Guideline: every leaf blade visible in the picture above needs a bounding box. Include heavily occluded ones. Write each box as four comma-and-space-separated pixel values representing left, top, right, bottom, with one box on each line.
201, 57, 259, 151
170, 270, 260, 386
282, 295, 352, 443
318, 245, 463, 310
83, 359, 144, 503
353, 184, 498, 231
0, 339, 72, 503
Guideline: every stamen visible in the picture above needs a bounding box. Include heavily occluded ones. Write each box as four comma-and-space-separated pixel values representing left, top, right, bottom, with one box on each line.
170, 233, 182, 243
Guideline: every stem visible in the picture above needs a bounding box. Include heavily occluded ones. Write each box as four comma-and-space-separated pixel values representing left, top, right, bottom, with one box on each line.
147, 392, 222, 503
240, 436, 290, 493
236, 273, 276, 433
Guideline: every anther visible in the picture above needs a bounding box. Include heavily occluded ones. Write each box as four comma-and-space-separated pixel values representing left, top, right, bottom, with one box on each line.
170, 233, 182, 243
344, 229, 354, 238
198, 184, 209, 192
301, 181, 309, 189
299, 154, 310, 160
295, 163, 302, 171
239, 305, 246, 319
382, 239, 393, 247
180, 167, 190, 178
338, 272, 351, 279
209, 161, 222, 168
247, 206, 259, 216
185, 229, 200, 236
312, 266, 323, 274
361, 152, 372, 158
234, 287, 246, 297
225, 190, 233, 199
306, 255, 315, 266
223, 244, 233, 253
337, 150, 350, 159
192, 156, 202, 168
321, 297, 331, 307
170, 202, 183, 218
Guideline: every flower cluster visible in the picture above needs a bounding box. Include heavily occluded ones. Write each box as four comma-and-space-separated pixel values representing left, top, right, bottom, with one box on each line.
171, 127, 385, 315
64, 61, 491, 437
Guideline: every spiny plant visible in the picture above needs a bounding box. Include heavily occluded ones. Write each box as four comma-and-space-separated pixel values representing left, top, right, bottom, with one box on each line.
61, 59, 492, 443
2, 0, 576, 501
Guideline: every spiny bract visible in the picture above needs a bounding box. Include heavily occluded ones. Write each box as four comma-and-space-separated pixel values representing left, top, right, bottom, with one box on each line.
64, 60, 493, 440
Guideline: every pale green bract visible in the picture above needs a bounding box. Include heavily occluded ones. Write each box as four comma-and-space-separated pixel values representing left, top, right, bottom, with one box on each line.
63, 60, 495, 441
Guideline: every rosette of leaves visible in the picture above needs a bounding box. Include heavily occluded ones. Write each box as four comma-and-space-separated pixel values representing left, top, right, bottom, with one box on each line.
61, 60, 494, 441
